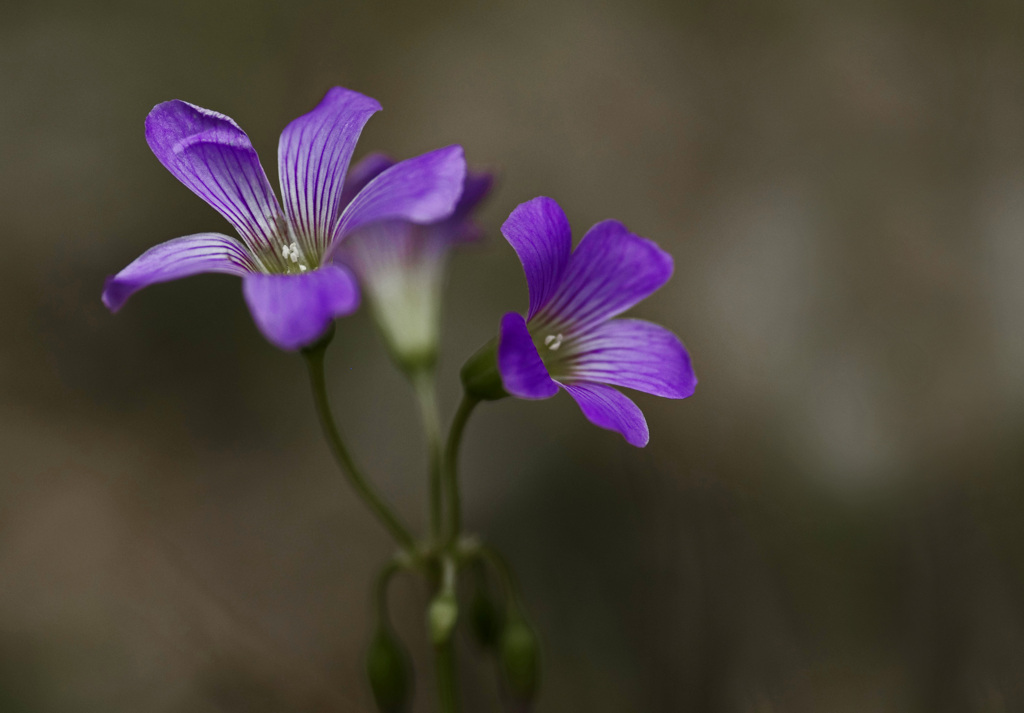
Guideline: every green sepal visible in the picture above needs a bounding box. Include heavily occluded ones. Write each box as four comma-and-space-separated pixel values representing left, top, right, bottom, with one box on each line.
459, 339, 508, 401
366, 624, 413, 713
300, 322, 336, 357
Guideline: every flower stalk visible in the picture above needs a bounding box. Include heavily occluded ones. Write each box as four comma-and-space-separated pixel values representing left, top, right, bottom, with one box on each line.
433, 637, 460, 713
443, 394, 479, 545
302, 329, 416, 552
412, 371, 469, 713
411, 369, 445, 543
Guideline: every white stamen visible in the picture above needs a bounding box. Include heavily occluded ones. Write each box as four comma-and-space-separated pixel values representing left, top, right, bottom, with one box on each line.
281, 242, 302, 263
276, 241, 310, 273
544, 333, 564, 351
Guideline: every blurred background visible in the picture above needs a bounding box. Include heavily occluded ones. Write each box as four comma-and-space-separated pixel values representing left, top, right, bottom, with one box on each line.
3, 0, 1024, 710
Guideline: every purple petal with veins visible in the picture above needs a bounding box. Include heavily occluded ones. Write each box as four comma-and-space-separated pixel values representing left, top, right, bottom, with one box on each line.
537, 220, 673, 334
560, 382, 649, 447
562, 319, 696, 399
146, 101, 283, 254
102, 233, 256, 312
278, 87, 380, 258
329, 145, 465, 260
501, 197, 572, 321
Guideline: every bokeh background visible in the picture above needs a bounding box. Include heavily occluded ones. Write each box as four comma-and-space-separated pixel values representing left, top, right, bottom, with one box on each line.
3, 0, 1024, 710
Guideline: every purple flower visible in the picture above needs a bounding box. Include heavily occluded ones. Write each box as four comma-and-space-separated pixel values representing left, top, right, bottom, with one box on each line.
496, 197, 696, 447
337, 154, 493, 369
102, 87, 466, 351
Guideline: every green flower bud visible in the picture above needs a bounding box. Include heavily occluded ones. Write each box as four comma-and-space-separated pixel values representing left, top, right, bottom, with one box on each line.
366, 625, 413, 713
499, 612, 540, 702
469, 586, 504, 650
460, 339, 508, 401
428, 591, 459, 645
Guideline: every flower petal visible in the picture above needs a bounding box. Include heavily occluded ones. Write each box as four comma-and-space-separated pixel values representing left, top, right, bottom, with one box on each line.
560, 382, 649, 447
437, 170, 495, 243
500, 196, 572, 320
278, 87, 381, 258
242, 264, 360, 350
538, 220, 673, 334
102, 233, 255, 312
340, 157, 492, 228
327, 145, 466, 260
497, 312, 559, 399
563, 319, 697, 398
146, 100, 283, 254
452, 171, 495, 222
339, 152, 395, 209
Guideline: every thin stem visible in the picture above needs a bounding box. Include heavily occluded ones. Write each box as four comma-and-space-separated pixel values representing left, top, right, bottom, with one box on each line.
434, 557, 460, 713
373, 554, 411, 622
434, 638, 459, 713
412, 370, 444, 543
443, 394, 479, 544
303, 343, 416, 552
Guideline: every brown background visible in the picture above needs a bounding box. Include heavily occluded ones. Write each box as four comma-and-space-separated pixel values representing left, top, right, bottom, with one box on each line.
2, 0, 1024, 710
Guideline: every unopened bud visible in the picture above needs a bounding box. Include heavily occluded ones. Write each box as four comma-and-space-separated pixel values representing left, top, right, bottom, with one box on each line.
428, 591, 459, 645
459, 339, 508, 401
366, 625, 413, 713
499, 613, 540, 702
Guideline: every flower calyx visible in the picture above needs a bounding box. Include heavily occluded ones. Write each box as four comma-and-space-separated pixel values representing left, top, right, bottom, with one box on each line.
460, 339, 508, 402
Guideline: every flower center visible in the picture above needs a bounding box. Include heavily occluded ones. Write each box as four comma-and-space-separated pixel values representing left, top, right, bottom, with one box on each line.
530, 324, 577, 380
249, 216, 320, 274
536, 331, 576, 380
281, 241, 310, 273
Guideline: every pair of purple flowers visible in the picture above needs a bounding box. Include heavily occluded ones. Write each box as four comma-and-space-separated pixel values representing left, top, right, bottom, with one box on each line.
103, 87, 695, 445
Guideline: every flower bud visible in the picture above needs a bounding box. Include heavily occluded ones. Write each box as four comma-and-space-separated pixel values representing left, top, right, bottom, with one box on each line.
427, 591, 459, 645
366, 625, 413, 713
499, 612, 540, 702
460, 339, 508, 401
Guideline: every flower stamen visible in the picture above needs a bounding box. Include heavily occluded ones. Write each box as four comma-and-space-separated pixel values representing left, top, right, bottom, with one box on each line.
278, 240, 311, 274
543, 333, 564, 351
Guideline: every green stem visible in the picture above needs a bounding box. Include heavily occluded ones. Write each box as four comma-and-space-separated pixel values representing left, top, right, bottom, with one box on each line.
412, 370, 445, 543
443, 394, 479, 545
303, 341, 416, 552
373, 555, 408, 621
434, 639, 459, 713
434, 557, 460, 713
